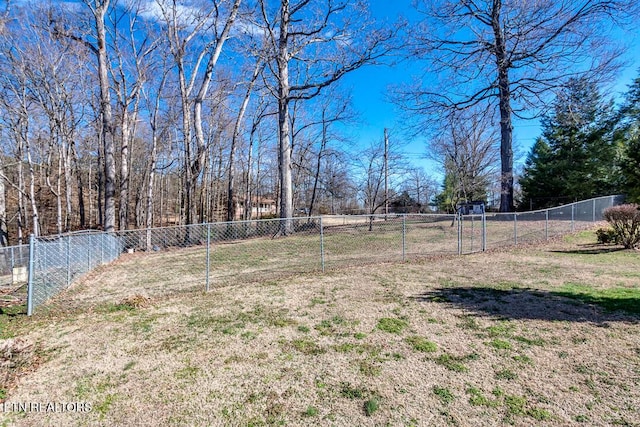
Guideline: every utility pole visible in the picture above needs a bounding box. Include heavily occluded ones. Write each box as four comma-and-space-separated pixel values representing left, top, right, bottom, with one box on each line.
384, 128, 389, 218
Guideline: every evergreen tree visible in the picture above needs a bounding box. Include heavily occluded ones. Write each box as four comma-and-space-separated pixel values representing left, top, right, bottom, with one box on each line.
618, 73, 640, 202
433, 168, 460, 213
519, 138, 567, 208
519, 77, 621, 209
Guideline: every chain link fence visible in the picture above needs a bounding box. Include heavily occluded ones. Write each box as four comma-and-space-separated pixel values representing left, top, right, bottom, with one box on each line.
24, 195, 624, 315
0, 244, 30, 308
0, 244, 29, 285
26, 233, 120, 315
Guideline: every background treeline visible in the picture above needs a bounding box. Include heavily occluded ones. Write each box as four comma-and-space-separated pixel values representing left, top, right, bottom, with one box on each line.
0, 0, 637, 245
0, 0, 434, 245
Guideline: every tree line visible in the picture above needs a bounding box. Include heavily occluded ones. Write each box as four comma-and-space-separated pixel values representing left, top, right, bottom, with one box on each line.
0, 0, 636, 245
0, 0, 409, 245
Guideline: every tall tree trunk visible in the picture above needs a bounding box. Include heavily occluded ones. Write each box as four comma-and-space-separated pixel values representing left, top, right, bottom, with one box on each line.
244, 130, 255, 221
178, 68, 192, 225
93, 0, 116, 232
16, 138, 25, 244
119, 111, 130, 230
56, 146, 63, 234
277, 0, 293, 233
63, 142, 73, 231
72, 141, 86, 228
24, 125, 39, 236
0, 162, 8, 247
146, 132, 158, 249
492, 3, 514, 212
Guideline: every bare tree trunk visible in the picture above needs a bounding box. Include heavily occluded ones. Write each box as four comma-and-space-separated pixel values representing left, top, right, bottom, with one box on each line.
24, 126, 39, 236
90, 0, 116, 232
72, 141, 86, 228
277, 1, 293, 233
146, 132, 158, 249
56, 146, 63, 234
62, 142, 73, 231
44, 138, 63, 235
492, 2, 514, 212
16, 139, 25, 244
0, 162, 8, 247
308, 110, 328, 216
244, 138, 253, 221
119, 111, 130, 230
227, 60, 263, 221
190, 0, 241, 224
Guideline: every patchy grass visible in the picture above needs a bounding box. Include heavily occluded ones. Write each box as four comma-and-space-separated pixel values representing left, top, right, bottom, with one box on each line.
363, 398, 380, 416
1, 227, 640, 426
487, 339, 512, 350
433, 386, 455, 404
376, 317, 408, 334
553, 283, 640, 315
404, 335, 438, 353
434, 353, 479, 373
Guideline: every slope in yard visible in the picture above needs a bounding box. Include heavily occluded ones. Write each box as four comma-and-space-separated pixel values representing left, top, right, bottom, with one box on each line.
1, 230, 639, 426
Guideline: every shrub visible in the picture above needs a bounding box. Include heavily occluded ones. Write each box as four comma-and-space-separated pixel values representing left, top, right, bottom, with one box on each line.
595, 227, 618, 245
602, 204, 640, 249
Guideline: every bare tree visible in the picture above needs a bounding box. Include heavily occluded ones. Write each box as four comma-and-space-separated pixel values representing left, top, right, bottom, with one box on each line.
354, 132, 406, 227
109, 0, 159, 230
431, 107, 499, 209
156, 0, 242, 225
402, 167, 437, 213
258, 0, 396, 234
400, 0, 636, 212
64, 0, 118, 232
0, 22, 40, 238
227, 58, 264, 221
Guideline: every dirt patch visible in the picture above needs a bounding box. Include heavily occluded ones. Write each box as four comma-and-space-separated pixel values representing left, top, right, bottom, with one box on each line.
0, 338, 43, 401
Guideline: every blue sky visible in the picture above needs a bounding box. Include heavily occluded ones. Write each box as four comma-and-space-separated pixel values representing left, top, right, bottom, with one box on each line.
15, 0, 638, 182
340, 0, 640, 180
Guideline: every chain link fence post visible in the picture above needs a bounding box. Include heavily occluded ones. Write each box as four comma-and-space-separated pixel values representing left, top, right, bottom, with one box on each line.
471, 214, 475, 252
320, 216, 325, 272
205, 223, 211, 292
402, 214, 406, 261
66, 235, 71, 286
26, 234, 35, 316
482, 211, 487, 252
457, 212, 462, 255
592, 199, 596, 223
545, 210, 549, 240
571, 203, 575, 232
86, 235, 90, 271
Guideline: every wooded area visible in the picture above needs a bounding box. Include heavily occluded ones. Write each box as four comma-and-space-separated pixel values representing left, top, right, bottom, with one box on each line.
0, 0, 406, 244
0, 0, 637, 245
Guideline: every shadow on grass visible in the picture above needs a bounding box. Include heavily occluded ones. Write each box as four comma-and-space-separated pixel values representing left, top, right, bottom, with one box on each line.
413, 286, 640, 323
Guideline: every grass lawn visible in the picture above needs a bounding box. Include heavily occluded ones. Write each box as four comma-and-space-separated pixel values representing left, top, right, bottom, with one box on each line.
1, 229, 639, 426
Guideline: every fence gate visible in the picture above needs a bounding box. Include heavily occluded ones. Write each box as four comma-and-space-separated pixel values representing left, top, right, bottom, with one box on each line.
458, 212, 486, 255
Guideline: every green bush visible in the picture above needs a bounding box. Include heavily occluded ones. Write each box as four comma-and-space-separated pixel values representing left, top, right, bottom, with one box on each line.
603, 204, 640, 249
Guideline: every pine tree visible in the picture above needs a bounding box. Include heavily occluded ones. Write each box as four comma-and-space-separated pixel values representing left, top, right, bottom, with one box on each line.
519, 77, 621, 209
618, 73, 640, 202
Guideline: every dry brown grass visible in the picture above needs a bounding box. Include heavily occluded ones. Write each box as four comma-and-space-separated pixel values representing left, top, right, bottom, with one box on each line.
1, 229, 639, 426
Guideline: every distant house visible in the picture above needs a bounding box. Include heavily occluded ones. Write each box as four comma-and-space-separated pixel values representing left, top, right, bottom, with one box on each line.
235, 197, 277, 220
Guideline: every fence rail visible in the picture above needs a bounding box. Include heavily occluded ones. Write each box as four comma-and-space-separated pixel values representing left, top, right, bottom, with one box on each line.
24, 195, 625, 315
